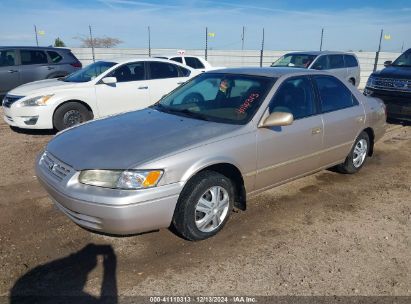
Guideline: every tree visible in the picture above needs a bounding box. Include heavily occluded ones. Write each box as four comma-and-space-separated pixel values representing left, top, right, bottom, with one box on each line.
54, 37, 66, 47
76, 36, 123, 48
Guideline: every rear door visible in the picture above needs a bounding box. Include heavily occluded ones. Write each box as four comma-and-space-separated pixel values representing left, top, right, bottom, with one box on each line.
255, 75, 323, 190
327, 55, 347, 79
19, 49, 51, 83
95, 61, 150, 116
146, 61, 191, 103
312, 75, 365, 167
0, 49, 20, 95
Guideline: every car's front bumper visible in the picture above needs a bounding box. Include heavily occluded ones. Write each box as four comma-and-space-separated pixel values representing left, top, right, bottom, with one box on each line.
2, 104, 54, 129
364, 87, 411, 121
35, 152, 183, 235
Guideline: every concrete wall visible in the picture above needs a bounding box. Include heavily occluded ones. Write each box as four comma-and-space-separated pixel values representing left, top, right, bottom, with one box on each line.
71, 48, 401, 89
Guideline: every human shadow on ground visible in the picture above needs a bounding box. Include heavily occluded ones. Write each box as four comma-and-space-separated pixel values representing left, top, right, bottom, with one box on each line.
9, 243, 117, 304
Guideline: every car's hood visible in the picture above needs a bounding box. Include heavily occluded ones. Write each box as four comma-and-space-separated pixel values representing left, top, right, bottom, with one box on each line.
372, 66, 411, 79
46, 108, 240, 171
9, 79, 88, 96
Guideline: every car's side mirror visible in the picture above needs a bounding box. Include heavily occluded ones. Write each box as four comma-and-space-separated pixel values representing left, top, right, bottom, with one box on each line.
384, 60, 392, 67
259, 112, 294, 128
101, 77, 117, 85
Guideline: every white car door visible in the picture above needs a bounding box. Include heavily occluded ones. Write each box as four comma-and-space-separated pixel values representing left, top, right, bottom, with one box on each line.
94, 61, 150, 117
146, 61, 191, 104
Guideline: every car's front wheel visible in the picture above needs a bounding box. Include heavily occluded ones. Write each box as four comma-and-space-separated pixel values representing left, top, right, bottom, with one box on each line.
172, 171, 234, 241
53, 102, 93, 131
336, 131, 370, 174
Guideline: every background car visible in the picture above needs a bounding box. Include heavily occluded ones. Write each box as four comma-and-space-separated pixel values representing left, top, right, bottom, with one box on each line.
36, 68, 386, 241
271, 51, 360, 87
364, 48, 411, 122
155, 55, 224, 72
0, 46, 82, 97
2, 58, 199, 130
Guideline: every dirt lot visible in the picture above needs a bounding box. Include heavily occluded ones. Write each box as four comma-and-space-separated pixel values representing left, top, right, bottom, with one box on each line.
0, 108, 410, 301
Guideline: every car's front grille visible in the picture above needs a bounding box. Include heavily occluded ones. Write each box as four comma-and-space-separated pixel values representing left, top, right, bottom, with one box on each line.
368, 77, 411, 92
40, 151, 72, 181
2, 95, 24, 108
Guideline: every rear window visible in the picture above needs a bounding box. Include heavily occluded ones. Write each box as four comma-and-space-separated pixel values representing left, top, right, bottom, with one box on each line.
47, 51, 63, 63
185, 57, 205, 69
344, 55, 358, 67
149, 62, 180, 79
20, 50, 48, 65
328, 55, 345, 69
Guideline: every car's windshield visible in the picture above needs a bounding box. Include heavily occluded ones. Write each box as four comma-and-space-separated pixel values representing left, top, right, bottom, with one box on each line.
392, 51, 411, 67
152, 73, 275, 125
64, 61, 117, 83
271, 54, 317, 68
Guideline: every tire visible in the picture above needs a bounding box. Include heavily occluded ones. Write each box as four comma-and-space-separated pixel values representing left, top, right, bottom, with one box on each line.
172, 171, 234, 241
53, 102, 92, 131
336, 131, 370, 174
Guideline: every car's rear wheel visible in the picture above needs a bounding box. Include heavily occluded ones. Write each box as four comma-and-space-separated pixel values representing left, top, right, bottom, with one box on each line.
53, 102, 92, 131
172, 171, 234, 241
336, 131, 370, 174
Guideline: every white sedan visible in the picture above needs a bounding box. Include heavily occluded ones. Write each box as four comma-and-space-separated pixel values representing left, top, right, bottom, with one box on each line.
2, 58, 200, 130
155, 55, 224, 72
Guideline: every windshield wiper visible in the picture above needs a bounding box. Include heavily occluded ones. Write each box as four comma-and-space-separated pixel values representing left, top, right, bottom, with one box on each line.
151, 104, 211, 121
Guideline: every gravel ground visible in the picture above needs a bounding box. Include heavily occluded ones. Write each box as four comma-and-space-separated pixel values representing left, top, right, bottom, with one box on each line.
0, 108, 410, 301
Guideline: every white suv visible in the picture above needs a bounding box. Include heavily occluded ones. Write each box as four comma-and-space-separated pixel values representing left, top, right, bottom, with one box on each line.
271, 51, 361, 87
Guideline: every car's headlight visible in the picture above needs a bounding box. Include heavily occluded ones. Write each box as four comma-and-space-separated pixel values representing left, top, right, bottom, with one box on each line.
19, 95, 54, 107
78, 169, 163, 189
366, 76, 375, 88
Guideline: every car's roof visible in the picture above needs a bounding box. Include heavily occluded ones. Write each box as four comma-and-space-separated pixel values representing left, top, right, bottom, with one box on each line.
0, 46, 71, 51
283, 50, 355, 56
102, 57, 196, 68
156, 55, 205, 59
210, 67, 326, 78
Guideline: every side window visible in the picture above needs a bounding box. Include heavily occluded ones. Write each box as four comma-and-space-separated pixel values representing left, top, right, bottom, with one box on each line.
170, 57, 183, 64
269, 76, 316, 120
185, 57, 205, 69
178, 66, 191, 77
149, 62, 179, 79
311, 55, 328, 70
20, 50, 48, 65
328, 55, 345, 69
314, 75, 359, 113
110, 62, 145, 82
344, 55, 358, 67
0, 50, 16, 67
47, 51, 63, 63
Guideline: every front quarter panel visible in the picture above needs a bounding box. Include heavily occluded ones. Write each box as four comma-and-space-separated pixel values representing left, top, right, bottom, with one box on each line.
139, 127, 257, 193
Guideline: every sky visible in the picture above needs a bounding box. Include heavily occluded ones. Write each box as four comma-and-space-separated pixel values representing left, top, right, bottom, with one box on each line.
0, 0, 410, 52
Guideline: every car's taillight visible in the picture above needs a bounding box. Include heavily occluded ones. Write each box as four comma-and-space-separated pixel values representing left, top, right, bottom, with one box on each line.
71, 62, 82, 68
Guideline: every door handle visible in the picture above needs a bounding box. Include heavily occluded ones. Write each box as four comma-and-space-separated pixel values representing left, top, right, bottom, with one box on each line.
138, 86, 148, 89
47, 66, 55, 70
311, 127, 322, 135
8, 70, 18, 73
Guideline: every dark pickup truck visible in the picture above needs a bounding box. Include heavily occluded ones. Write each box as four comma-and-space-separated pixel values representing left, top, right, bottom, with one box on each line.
364, 49, 411, 122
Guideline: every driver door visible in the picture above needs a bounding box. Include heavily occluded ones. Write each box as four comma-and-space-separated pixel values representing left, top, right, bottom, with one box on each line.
95, 61, 150, 117
255, 76, 323, 190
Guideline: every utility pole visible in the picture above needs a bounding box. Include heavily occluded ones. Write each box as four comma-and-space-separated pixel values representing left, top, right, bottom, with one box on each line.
148, 26, 151, 57
259, 28, 265, 67
205, 27, 208, 60
241, 26, 245, 51
373, 29, 383, 72
320, 28, 324, 51
89, 25, 96, 63
34, 25, 39, 46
